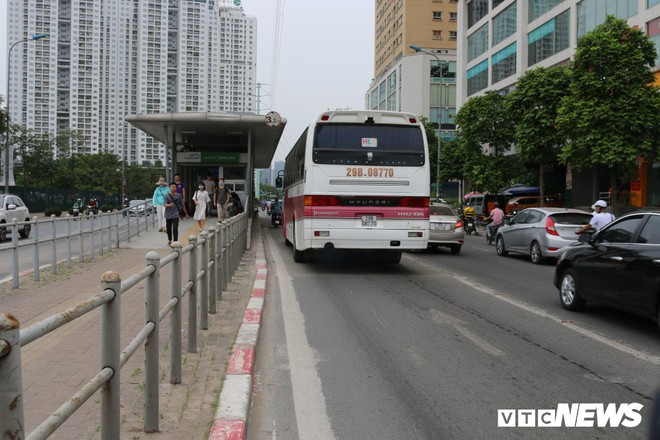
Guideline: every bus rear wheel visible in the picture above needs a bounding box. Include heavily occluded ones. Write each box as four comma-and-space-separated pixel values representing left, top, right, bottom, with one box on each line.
292, 225, 306, 263
386, 251, 402, 264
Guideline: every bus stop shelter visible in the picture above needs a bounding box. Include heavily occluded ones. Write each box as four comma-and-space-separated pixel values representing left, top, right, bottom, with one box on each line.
125, 111, 286, 213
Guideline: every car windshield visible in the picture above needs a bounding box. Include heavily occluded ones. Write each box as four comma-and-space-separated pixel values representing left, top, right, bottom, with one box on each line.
549, 213, 592, 225
430, 206, 454, 216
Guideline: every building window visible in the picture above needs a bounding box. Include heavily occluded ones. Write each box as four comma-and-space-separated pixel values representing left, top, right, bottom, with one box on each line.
433, 30, 442, 39
492, 42, 517, 83
577, 0, 638, 37
650, 0, 660, 7
528, 9, 570, 66
433, 11, 443, 20
467, 24, 488, 62
492, 0, 507, 8
467, 59, 489, 95
467, 0, 489, 29
492, 2, 517, 46
529, 0, 566, 23
431, 60, 456, 83
450, 31, 458, 40
450, 12, 458, 21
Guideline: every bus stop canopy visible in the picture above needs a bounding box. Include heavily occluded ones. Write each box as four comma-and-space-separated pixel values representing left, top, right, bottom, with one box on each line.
125, 111, 286, 169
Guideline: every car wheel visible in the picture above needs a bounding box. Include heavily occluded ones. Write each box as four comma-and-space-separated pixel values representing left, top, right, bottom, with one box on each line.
19, 221, 31, 238
559, 269, 586, 311
496, 236, 508, 256
530, 241, 546, 264
450, 245, 461, 255
0, 222, 6, 242
386, 251, 402, 263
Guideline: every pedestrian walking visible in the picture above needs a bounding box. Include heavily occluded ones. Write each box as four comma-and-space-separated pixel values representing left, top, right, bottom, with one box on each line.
203, 174, 216, 215
164, 182, 184, 246
193, 182, 211, 230
215, 177, 231, 221
153, 177, 169, 232
174, 173, 189, 218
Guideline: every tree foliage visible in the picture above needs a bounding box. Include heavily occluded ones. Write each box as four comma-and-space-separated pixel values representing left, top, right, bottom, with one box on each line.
557, 15, 660, 179
507, 66, 572, 200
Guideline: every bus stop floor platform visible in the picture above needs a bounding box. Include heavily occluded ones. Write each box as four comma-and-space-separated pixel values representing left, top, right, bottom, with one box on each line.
0, 215, 262, 439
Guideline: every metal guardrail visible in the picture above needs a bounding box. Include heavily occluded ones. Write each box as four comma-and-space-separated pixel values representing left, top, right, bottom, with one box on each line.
0, 201, 157, 288
0, 212, 249, 439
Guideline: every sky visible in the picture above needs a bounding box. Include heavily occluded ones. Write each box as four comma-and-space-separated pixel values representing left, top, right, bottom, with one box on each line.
0, 0, 376, 164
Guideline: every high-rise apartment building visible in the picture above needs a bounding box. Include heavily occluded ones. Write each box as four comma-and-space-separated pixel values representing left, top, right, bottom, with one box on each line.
7, 0, 256, 168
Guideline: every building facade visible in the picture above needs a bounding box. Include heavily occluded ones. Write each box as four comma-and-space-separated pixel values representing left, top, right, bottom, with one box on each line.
369, 0, 459, 141
7, 0, 256, 170
457, 0, 660, 207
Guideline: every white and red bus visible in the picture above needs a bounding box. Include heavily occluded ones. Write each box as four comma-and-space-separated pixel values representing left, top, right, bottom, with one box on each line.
277, 110, 430, 263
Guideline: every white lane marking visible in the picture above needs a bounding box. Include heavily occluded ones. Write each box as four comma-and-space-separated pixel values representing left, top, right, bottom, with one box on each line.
368, 305, 386, 329
407, 255, 660, 366
266, 233, 336, 440
430, 308, 505, 357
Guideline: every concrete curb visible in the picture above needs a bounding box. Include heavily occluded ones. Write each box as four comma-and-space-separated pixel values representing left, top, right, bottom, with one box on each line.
208, 246, 268, 440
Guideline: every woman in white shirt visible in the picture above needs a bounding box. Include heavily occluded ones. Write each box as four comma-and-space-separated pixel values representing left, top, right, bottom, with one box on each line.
193, 182, 211, 230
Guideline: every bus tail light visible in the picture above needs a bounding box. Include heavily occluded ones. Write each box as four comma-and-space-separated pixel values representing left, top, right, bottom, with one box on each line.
399, 197, 429, 208
314, 231, 330, 237
305, 195, 341, 206
408, 232, 423, 237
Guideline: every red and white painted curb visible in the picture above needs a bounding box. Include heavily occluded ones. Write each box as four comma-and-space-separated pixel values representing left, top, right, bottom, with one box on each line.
208, 246, 268, 440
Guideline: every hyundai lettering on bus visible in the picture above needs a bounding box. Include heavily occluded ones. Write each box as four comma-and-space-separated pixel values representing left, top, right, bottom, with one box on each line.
277, 110, 430, 263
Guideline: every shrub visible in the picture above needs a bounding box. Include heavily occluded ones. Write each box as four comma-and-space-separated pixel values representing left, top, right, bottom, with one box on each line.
44, 207, 63, 217
99, 204, 113, 213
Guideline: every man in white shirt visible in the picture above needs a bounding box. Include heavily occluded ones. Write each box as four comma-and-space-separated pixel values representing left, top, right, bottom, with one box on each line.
576, 200, 616, 234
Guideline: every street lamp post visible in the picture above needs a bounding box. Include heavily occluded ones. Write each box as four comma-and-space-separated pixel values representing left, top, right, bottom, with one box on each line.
410, 45, 448, 200
5, 34, 47, 194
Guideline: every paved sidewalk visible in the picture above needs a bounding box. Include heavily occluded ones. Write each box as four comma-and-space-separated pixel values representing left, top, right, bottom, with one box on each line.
0, 216, 260, 439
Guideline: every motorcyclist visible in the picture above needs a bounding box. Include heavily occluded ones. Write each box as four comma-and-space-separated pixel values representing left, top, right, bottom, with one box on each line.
485, 202, 504, 240
462, 202, 477, 235
271, 196, 282, 216
73, 198, 84, 210
463, 203, 475, 219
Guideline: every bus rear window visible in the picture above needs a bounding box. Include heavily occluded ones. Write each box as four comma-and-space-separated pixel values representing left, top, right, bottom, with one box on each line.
313, 124, 425, 166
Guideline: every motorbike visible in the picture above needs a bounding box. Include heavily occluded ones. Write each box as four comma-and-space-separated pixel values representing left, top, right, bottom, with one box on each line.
486, 222, 502, 245
271, 211, 282, 227
463, 215, 478, 236
122, 199, 130, 217
85, 203, 99, 216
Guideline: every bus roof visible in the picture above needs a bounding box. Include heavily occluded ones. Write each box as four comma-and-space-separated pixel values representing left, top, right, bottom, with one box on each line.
315, 110, 421, 126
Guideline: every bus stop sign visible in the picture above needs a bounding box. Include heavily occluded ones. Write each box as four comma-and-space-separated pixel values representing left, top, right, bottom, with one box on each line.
265, 111, 282, 127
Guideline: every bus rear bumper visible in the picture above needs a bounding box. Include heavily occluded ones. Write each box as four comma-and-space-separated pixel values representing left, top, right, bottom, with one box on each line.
305, 229, 428, 250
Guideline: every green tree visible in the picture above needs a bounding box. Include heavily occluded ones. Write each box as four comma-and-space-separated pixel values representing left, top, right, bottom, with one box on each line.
557, 15, 660, 205
418, 116, 440, 191
454, 91, 520, 192
507, 66, 572, 203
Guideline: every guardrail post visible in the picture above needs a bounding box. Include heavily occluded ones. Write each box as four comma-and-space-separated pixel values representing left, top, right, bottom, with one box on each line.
66, 214, 72, 269
208, 227, 217, 314
214, 223, 223, 302
100, 271, 122, 439
12, 219, 19, 288
33, 216, 40, 282
89, 214, 95, 260
230, 218, 237, 276
79, 214, 84, 262
187, 236, 198, 353
144, 251, 160, 433
115, 211, 120, 249
199, 231, 209, 330
107, 212, 112, 252
170, 242, 182, 384
51, 214, 58, 274
127, 210, 132, 242
0, 313, 25, 439
221, 221, 229, 292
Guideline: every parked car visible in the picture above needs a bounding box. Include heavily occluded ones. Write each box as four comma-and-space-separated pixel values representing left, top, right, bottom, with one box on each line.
495, 208, 592, 264
506, 195, 562, 214
0, 194, 32, 242
554, 210, 660, 328
128, 199, 153, 216
428, 203, 464, 254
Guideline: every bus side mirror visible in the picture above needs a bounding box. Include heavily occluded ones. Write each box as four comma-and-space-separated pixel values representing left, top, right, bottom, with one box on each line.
275, 176, 283, 189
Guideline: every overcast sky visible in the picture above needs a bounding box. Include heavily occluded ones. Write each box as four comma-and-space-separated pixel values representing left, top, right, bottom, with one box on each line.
0, 0, 376, 163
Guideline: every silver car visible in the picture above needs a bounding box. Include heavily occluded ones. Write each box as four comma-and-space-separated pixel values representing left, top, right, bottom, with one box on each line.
495, 208, 592, 264
428, 203, 464, 254
0, 194, 32, 242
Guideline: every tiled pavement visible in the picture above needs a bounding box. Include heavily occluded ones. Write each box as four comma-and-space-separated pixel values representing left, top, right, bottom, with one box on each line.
0, 216, 260, 439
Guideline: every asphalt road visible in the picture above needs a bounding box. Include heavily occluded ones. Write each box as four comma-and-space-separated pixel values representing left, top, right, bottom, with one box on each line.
249, 213, 660, 440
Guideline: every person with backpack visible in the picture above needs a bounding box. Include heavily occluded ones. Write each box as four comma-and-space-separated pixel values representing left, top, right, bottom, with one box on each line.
164, 182, 184, 246
215, 177, 231, 221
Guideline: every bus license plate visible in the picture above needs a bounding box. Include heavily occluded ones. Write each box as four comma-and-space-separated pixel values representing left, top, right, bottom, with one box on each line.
361, 215, 377, 227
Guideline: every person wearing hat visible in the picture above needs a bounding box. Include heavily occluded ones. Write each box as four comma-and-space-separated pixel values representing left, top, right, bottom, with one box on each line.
153, 177, 170, 232
575, 200, 616, 234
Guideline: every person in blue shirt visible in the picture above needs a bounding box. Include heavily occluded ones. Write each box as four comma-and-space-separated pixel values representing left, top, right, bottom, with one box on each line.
153, 177, 170, 232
